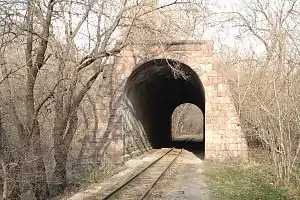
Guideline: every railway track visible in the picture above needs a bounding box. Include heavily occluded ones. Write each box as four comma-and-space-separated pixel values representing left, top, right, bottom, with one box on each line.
101, 148, 183, 200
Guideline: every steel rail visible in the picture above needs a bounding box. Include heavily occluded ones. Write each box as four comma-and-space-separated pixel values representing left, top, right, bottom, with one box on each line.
101, 148, 175, 200
139, 148, 183, 200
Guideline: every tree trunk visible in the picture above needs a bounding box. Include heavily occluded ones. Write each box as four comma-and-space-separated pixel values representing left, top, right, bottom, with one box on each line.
31, 119, 49, 200
51, 111, 78, 196
75, 106, 89, 170
25, 61, 49, 199
0, 111, 8, 200
51, 147, 68, 196
24, 0, 55, 198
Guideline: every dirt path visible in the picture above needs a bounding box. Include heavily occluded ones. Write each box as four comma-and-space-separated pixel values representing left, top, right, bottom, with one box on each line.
145, 150, 210, 200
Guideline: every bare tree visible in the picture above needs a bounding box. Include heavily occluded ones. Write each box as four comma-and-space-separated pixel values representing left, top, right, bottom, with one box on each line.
217, 0, 300, 186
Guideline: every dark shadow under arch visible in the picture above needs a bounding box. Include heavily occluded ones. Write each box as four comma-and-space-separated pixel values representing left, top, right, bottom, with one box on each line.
124, 59, 205, 153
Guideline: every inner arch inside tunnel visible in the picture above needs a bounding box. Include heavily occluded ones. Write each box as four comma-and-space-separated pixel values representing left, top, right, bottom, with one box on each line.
123, 59, 205, 153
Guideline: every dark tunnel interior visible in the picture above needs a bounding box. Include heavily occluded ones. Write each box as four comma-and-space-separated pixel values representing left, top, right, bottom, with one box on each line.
124, 59, 205, 153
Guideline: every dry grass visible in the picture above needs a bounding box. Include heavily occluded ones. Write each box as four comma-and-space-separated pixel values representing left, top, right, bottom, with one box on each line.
204, 148, 300, 200
57, 158, 126, 200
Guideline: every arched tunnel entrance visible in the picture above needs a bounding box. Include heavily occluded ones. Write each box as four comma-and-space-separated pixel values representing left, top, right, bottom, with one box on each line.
124, 59, 205, 153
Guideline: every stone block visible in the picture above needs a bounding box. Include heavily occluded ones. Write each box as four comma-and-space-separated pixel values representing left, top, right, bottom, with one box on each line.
217, 91, 226, 97
220, 123, 227, 130
217, 83, 225, 90
205, 124, 214, 131
212, 63, 219, 70
211, 103, 218, 110
212, 124, 220, 131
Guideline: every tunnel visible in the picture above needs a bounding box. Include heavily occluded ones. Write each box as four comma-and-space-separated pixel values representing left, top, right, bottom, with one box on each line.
124, 59, 205, 153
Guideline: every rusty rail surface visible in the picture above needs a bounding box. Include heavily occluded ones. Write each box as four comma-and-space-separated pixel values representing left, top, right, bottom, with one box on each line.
101, 148, 183, 200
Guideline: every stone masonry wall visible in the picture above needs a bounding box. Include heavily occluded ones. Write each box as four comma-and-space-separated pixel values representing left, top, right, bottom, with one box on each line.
112, 40, 248, 163
204, 65, 248, 162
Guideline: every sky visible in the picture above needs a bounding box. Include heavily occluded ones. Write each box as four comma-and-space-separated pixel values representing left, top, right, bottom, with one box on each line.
51, 0, 268, 57
156, 0, 267, 55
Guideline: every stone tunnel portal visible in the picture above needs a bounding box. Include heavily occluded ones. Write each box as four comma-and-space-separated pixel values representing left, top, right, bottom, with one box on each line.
124, 59, 205, 152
